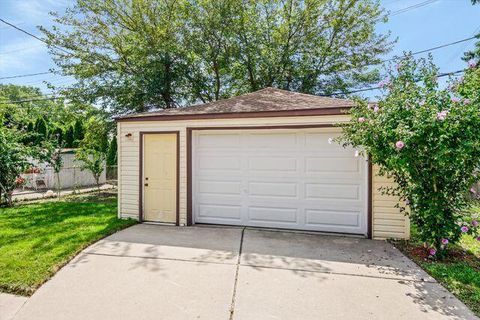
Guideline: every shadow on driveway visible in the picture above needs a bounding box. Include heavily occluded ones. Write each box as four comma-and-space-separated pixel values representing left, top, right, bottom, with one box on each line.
12, 224, 478, 320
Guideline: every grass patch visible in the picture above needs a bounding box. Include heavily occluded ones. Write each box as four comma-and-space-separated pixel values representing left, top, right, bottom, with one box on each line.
393, 202, 480, 316
0, 191, 136, 296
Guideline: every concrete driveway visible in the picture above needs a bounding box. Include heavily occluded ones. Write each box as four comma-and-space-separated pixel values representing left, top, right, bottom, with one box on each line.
13, 224, 477, 320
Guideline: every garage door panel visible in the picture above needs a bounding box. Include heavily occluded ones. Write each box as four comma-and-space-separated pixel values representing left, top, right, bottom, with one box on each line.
248, 182, 298, 198
246, 132, 297, 148
248, 157, 297, 172
197, 133, 240, 147
305, 157, 360, 173
305, 183, 360, 200
197, 180, 242, 195
248, 207, 298, 224
193, 129, 367, 235
198, 156, 241, 170
305, 209, 361, 228
196, 204, 242, 221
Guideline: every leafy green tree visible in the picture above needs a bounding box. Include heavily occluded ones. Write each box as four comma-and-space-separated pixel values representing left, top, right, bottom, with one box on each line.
51, 126, 64, 147
106, 137, 117, 166
463, 1, 480, 61
34, 117, 48, 144
73, 120, 84, 147
339, 56, 480, 258
64, 126, 75, 148
0, 126, 31, 206
40, 0, 392, 115
76, 116, 109, 190
46, 147, 64, 197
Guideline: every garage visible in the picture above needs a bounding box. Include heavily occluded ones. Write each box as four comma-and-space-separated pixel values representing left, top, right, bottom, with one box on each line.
116, 87, 410, 240
192, 129, 367, 235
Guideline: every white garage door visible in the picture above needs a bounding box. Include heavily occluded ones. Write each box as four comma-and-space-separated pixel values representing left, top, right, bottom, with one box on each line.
192, 128, 367, 235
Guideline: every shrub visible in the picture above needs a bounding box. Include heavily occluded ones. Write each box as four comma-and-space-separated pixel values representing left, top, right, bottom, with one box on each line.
339, 56, 480, 257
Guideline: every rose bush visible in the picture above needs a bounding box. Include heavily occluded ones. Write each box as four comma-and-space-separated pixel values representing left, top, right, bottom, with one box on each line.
339, 55, 480, 258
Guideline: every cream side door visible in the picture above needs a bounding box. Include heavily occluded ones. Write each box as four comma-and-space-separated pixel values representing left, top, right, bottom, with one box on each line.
143, 133, 177, 223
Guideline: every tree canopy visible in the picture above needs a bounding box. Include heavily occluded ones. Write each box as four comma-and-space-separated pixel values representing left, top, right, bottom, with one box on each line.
41, 0, 392, 115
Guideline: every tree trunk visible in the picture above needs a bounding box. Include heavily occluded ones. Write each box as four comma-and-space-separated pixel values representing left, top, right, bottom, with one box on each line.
56, 172, 61, 199
6, 191, 13, 207
95, 175, 100, 193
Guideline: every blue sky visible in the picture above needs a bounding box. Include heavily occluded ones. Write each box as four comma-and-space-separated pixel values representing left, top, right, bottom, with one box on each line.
0, 0, 479, 99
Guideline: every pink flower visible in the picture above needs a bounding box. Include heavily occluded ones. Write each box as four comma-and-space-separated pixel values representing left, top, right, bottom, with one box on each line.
470, 187, 477, 194
472, 220, 479, 227
358, 117, 366, 123
441, 238, 449, 245
436, 110, 448, 121
395, 140, 405, 150
378, 78, 390, 88
461, 226, 469, 233
373, 106, 379, 113
463, 99, 471, 105
451, 97, 461, 103
468, 59, 477, 68
477, 236, 480, 241
429, 248, 436, 256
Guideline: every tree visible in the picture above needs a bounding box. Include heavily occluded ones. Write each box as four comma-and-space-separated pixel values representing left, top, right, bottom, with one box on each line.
463, 0, 480, 61
76, 116, 109, 190
339, 56, 480, 258
0, 126, 31, 206
43, 145, 64, 198
106, 137, 117, 166
64, 126, 75, 148
72, 120, 84, 147
52, 126, 64, 147
34, 117, 48, 144
40, 0, 392, 115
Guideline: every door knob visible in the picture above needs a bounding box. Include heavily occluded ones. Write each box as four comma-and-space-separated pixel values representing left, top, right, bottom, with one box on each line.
144, 183, 148, 187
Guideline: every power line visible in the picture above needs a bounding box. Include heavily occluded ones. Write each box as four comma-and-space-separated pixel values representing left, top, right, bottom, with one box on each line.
0, 71, 54, 80
0, 18, 72, 55
0, 44, 44, 55
326, 69, 465, 96
0, 96, 62, 104
389, 0, 439, 17
0, 69, 466, 104
384, 36, 477, 62
1, 34, 474, 84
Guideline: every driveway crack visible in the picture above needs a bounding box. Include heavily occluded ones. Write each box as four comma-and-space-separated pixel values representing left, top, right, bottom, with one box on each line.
228, 227, 245, 320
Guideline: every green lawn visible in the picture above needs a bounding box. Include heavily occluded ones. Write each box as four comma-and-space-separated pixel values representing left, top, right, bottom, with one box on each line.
0, 192, 136, 295
394, 201, 480, 316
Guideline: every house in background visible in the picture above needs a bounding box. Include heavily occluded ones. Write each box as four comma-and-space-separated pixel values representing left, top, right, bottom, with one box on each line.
21, 149, 106, 191
115, 88, 409, 240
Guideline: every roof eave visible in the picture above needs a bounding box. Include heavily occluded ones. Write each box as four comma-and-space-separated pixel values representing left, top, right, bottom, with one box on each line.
114, 106, 353, 122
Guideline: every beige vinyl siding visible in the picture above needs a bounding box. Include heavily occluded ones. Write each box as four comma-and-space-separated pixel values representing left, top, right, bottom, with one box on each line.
372, 165, 410, 240
117, 114, 410, 239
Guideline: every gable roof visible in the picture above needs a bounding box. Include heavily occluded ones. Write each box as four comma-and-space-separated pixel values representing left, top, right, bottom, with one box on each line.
116, 87, 354, 121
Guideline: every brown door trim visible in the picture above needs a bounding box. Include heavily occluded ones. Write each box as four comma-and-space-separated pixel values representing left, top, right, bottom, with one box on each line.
139, 131, 180, 225
186, 125, 373, 238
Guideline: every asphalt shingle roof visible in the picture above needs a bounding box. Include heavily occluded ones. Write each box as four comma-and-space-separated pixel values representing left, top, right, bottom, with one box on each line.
117, 87, 354, 119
